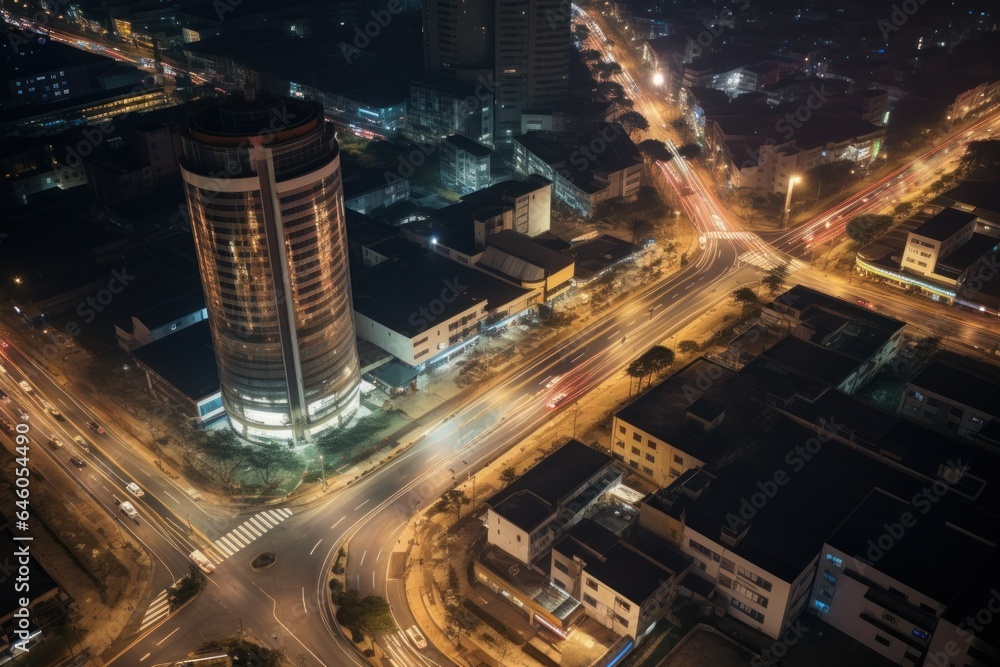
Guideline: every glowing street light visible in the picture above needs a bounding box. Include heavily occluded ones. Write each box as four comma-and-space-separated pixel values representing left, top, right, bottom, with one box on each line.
652, 71, 664, 86
782, 175, 801, 229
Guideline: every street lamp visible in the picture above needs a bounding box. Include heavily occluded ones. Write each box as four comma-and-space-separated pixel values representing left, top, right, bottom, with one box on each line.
652, 71, 664, 86
782, 175, 801, 228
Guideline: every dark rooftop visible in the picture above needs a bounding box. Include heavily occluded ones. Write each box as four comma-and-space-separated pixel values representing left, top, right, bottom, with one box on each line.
480, 230, 575, 277
827, 489, 995, 607
935, 233, 998, 277
487, 440, 613, 530
909, 359, 1000, 417
761, 335, 863, 388
132, 320, 220, 400
351, 252, 531, 337
910, 208, 977, 242
940, 180, 1000, 217
561, 235, 640, 283
444, 134, 492, 158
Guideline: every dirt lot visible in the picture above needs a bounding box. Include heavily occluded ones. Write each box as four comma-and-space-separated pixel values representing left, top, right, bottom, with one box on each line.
658, 626, 755, 667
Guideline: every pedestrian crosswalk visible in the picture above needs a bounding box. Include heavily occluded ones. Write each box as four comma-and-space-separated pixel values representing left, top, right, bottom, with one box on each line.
209, 508, 293, 561
738, 251, 807, 273
707, 231, 757, 240
139, 587, 172, 633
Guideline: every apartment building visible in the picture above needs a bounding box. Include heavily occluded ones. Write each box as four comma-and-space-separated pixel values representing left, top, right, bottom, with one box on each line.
898, 353, 999, 443
440, 134, 492, 195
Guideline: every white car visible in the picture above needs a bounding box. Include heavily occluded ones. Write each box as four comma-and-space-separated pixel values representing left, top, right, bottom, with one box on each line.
406, 626, 427, 649
120, 501, 139, 520
18, 380, 32, 394
126, 482, 145, 498
547, 392, 568, 409
189, 550, 216, 574
544, 375, 563, 389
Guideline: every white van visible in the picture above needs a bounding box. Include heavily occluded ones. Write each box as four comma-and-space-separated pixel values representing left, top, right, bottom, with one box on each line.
189, 550, 216, 574
406, 625, 427, 649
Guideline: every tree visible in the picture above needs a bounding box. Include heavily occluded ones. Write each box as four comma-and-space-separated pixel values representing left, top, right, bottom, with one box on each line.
636, 139, 673, 164
618, 110, 649, 135
578, 48, 602, 63
357, 596, 396, 648
761, 264, 789, 295
959, 140, 1000, 180
431, 489, 470, 523
731, 287, 761, 319
626, 217, 654, 244
246, 442, 299, 489
677, 340, 701, 355
893, 201, 914, 218
574, 23, 590, 42
445, 605, 481, 647
677, 143, 702, 159
845, 214, 894, 247
640, 346, 675, 387
199, 430, 249, 495
499, 467, 518, 485
595, 61, 623, 80
884, 97, 945, 153
596, 80, 625, 101
625, 357, 649, 395
610, 97, 634, 113
801, 160, 859, 200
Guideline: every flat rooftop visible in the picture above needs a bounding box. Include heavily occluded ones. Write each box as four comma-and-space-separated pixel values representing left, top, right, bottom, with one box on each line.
910, 208, 977, 242
828, 489, 995, 606
487, 440, 613, 530
351, 252, 531, 337
132, 319, 220, 401
657, 416, 933, 582
482, 230, 574, 275
940, 180, 1000, 217
444, 134, 491, 157
909, 358, 999, 417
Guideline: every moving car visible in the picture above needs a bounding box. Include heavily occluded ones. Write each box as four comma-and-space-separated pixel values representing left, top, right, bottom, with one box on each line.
18, 380, 32, 394
48, 437, 63, 449
72, 436, 91, 451
189, 550, 216, 574
546, 392, 568, 409
87, 421, 105, 434
119, 500, 139, 521
406, 626, 427, 650
47, 407, 64, 421
544, 375, 563, 389
69, 456, 86, 468
0, 389, 9, 403
16, 408, 29, 421
126, 482, 145, 498
0, 417, 13, 432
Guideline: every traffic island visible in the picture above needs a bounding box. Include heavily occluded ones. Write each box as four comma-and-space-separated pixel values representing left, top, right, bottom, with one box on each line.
250, 551, 276, 570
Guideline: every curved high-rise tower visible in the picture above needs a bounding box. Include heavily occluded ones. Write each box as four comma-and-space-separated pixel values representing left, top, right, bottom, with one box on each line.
181, 92, 360, 444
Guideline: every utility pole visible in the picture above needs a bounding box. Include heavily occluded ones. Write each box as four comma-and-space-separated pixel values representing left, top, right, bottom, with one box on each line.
319, 455, 327, 489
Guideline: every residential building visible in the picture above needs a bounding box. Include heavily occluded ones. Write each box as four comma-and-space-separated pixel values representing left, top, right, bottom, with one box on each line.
552, 519, 687, 639
406, 78, 495, 147
897, 352, 999, 444
494, 0, 571, 140
901, 208, 998, 288
180, 93, 361, 445
351, 252, 535, 368
343, 169, 410, 215
514, 124, 643, 218
485, 440, 621, 565
440, 134, 492, 195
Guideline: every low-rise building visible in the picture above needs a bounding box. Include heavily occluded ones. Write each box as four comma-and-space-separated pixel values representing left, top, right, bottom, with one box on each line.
898, 352, 999, 444
440, 134, 492, 195
514, 124, 644, 218
901, 208, 997, 288
343, 169, 410, 215
477, 230, 575, 304
114, 288, 207, 351
485, 440, 621, 565
351, 253, 535, 368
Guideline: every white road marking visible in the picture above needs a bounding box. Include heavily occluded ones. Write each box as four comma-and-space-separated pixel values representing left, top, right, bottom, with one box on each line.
331, 516, 345, 530
302, 587, 308, 614
355, 499, 370, 511
376, 549, 382, 562
310, 539, 323, 556
360, 551, 367, 566
140, 653, 150, 661
156, 627, 180, 645
163, 491, 180, 504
